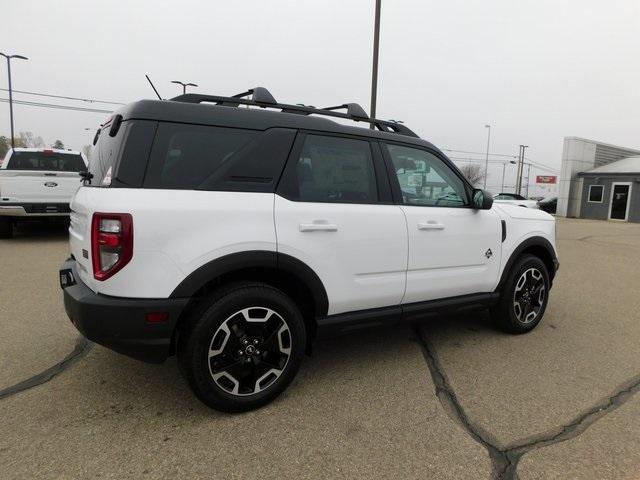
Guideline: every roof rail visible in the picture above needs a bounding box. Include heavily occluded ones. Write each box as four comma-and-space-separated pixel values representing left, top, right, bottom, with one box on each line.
170, 87, 418, 137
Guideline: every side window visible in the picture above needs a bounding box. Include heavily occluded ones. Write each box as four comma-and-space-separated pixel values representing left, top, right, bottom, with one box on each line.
286, 134, 378, 203
588, 185, 604, 202
385, 144, 468, 207
144, 123, 258, 189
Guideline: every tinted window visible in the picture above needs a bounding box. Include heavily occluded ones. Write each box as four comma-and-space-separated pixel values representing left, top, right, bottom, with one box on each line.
8, 151, 85, 172
588, 185, 604, 202
385, 144, 468, 207
145, 123, 258, 189
289, 135, 378, 203
89, 122, 126, 186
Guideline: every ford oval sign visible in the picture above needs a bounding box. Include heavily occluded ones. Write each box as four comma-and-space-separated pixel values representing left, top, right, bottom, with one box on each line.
44, 182, 58, 187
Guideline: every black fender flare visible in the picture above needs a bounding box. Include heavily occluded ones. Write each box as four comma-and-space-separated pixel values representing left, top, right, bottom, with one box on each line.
495, 236, 558, 293
169, 250, 329, 317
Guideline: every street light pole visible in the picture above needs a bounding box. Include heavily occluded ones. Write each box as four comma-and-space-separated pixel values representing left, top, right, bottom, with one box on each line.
0, 52, 28, 148
369, 0, 381, 128
483, 124, 491, 189
171, 80, 198, 95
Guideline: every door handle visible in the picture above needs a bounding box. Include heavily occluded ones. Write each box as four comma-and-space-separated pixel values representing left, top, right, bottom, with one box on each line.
417, 221, 445, 230
299, 222, 338, 232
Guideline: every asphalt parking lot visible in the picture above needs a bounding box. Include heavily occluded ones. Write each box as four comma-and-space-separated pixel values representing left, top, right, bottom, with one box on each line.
1, 218, 640, 480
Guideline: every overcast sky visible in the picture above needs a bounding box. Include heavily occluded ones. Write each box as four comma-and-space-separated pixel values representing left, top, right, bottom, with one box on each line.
2, 0, 639, 191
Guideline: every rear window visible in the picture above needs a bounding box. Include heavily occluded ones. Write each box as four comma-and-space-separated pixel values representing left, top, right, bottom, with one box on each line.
89, 124, 125, 186
7, 151, 85, 172
144, 123, 258, 189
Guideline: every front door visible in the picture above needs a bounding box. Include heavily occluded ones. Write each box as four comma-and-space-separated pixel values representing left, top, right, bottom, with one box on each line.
609, 183, 632, 221
382, 142, 502, 304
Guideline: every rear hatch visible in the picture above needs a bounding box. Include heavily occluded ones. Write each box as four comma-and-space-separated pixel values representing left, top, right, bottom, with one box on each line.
69, 188, 95, 288
0, 151, 85, 203
69, 120, 127, 290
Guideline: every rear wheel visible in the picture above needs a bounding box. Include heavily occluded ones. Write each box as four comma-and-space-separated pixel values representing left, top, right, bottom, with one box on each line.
492, 254, 550, 334
0, 218, 13, 239
178, 282, 306, 412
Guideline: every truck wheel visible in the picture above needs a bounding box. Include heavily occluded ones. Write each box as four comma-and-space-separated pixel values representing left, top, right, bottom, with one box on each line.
491, 254, 550, 334
0, 218, 13, 239
178, 282, 306, 412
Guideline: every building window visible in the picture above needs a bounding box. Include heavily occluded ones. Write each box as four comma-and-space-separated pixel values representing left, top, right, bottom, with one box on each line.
588, 185, 604, 203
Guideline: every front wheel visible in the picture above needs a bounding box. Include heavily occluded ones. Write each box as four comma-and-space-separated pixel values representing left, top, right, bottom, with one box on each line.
492, 254, 550, 334
178, 283, 306, 412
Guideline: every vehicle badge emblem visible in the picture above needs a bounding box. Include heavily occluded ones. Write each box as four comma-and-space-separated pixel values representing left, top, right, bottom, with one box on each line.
485, 249, 493, 259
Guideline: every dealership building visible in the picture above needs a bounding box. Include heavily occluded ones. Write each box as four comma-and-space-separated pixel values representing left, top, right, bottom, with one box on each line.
557, 137, 640, 222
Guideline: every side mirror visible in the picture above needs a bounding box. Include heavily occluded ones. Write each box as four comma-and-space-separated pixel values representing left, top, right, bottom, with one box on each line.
472, 189, 493, 210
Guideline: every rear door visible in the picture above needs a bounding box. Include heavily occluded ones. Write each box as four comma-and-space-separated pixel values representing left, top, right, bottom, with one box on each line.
275, 133, 407, 316
381, 142, 502, 304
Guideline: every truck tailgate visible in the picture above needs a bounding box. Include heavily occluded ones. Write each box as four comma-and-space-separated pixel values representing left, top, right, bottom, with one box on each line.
0, 171, 82, 203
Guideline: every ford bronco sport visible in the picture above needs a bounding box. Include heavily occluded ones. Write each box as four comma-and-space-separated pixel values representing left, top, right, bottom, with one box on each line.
59, 87, 559, 412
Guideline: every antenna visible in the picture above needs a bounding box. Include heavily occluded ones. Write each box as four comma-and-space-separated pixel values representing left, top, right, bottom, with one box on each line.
145, 74, 162, 100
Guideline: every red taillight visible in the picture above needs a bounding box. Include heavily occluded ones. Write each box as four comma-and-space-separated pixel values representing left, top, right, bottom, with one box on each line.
91, 213, 133, 281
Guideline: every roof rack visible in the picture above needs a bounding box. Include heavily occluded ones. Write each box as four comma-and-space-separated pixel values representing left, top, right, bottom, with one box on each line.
170, 87, 418, 137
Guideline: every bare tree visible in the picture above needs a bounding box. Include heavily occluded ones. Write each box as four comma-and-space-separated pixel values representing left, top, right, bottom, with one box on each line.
17, 131, 45, 148
459, 163, 485, 187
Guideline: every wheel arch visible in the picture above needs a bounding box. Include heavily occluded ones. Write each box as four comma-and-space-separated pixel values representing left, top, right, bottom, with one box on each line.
496, 236, 558, 293
169, 251, 328, 350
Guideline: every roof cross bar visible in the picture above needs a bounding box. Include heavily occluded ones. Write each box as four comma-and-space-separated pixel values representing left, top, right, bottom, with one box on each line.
171, 88, 418, 137
322, 103, 369, 120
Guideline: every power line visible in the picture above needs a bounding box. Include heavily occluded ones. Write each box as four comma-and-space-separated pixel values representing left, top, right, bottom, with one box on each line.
444, 148, 518, 159
443, 147, 559, 173
0, 98, 113, 114
0, 88, 125, 106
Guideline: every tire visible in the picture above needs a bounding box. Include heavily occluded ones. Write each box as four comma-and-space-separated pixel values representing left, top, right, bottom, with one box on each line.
491, 254, 550, 334
178, 282, 306, 412
0, 218, 13, 239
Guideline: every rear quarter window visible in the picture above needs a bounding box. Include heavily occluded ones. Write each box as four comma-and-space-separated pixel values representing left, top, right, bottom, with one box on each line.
144, 123, 260, 190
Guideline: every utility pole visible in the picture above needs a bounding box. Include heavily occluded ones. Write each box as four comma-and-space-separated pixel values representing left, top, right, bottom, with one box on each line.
525, 163, 532, 197
483, 124, 491, 189
516, 144, 529, 195
369, 0, 381, 128
0, 52, 28, 148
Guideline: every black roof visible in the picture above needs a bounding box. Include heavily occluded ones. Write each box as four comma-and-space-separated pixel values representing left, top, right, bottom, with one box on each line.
114, 87, 439, 152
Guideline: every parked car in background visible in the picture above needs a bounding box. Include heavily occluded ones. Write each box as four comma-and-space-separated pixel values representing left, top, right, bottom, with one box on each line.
0, 148, 87, 238
493, 192, 539, 209
537, 197, 557, 214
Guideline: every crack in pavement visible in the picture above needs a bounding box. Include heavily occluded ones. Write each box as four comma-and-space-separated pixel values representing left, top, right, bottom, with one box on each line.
415, 326, 640, 480
0, 336, 92, 400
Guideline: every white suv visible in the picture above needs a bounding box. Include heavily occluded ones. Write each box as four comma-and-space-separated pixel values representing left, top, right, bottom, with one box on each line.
59, 88, 559, 412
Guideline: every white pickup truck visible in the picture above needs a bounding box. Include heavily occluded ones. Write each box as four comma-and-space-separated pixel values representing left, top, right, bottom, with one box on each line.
0, 148, 87, 238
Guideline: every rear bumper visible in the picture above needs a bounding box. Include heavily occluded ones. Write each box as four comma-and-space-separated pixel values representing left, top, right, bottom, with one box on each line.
60, 259, 189, 363
0, 203, 70, 217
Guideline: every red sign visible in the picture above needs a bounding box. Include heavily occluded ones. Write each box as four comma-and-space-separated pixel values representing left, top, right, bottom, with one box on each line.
536, 175, 557, 184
